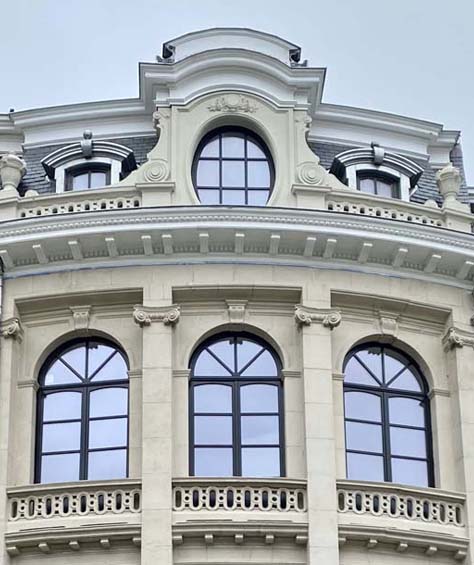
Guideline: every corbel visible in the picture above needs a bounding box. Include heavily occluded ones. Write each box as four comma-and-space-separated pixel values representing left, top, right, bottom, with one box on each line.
226, 300, 247, 323
377, 310, 399, 336
133, 304, 180, 327
442, 327, 474, 351
294, 305, 341, 330
1, 317, 24, 342
70, 306, 91, 330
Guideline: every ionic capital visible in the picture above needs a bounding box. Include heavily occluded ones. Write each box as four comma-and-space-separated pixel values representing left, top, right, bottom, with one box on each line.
442, 327, 474, 351
133, 304, 180, 327
0, 317, 23, 341
294, 305, 341, 330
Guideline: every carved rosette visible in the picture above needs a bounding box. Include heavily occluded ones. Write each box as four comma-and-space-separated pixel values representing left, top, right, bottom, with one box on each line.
133, 305, 180, 327
0, 317, 23, 341
207, 94, 258, 114
442, 327, 474, 351
294, 305, 342, 330
297, 162, 326, 186
142, 160, 170, 183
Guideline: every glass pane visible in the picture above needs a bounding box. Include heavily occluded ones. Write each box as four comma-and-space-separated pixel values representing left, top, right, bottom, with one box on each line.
197, 160, 219, 187
88, 449, 127, 480
383, 349, 407, 382
194, 415, 232, 444
376, 180, 394, 198
347, 452, 384, 481
207, 341, 234, 372
391, 457, 428, 487
42, 422, 81, 452
194, 385, 232, 413
389, 397, 425, 427
88, 344, 117, 376
194, 350, 232, 377
90, 172, 107, 188
241, 384, 278, 413
389, 368, 422, 392
44, 360, 82, 385
241, 447, 280, 477
89, 418, 127, 449
198, 189, 220, 204
61, 346, 86, 376
356, 348, 382, 379
359, 178, 375, 194
247, 140, 266, 158
247, 161, 270, 187
41, 453, 80, 483
237, 340, 263, 372
241, 350, 278, 377
72, 173, 89, 190
346, 421, 382, 453
91, 352, 128, 382
43, 392, 81, 421
90, 388, 128, 418
194, 447, 233, 476
222, 161, 245, 187
390, 427, 426, 458
241, 415, 279, 445
201, 137, 219, 157
221, 134, 245, 158
344, 391, 381, 422
247, 190, 269, 206
222, 189, 246, 205
344, 357, 379, 387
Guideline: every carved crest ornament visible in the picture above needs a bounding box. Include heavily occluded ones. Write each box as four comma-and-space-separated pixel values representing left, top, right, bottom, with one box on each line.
207, 94, 258, 114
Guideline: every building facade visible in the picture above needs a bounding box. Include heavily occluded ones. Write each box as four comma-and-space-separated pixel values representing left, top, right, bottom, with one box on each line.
0, 27, 473, 565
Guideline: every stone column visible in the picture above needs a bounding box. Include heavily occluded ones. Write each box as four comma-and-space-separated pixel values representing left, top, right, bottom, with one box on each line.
295, 305, 341, 565
133, 304, 180, 565
442, 327, 474, 563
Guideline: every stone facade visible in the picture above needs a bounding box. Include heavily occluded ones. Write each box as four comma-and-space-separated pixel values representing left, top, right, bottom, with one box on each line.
0, 27, 472, 565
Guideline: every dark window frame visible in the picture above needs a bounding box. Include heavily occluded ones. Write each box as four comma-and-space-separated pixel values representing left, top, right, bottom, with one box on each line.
343, 343, 434, 487
356, 171, 400, 199
35, 337, 129, 483
189, 332, 285, 477
191, 126, 275, 206
65, 163, 111, 191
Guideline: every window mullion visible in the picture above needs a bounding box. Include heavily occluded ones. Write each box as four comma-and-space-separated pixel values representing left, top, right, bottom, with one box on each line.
234, 380, 242, 476
382, 392, 392, 482
80, 387, 89, 480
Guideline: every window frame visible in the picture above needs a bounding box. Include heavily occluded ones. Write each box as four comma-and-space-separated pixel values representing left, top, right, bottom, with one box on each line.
188, 332, 285, 477
191, 126, 275, 206
35, 337, 129, 483
356, 171, 401, 199
65, 163, 111, 192
343, 343, 434, 487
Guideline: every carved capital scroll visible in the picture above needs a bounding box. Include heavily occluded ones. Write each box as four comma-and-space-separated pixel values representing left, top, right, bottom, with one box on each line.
1, 317, 23, 341
294, 305, 341, 330
133, 305, 180, 327
442, 327, 474, 351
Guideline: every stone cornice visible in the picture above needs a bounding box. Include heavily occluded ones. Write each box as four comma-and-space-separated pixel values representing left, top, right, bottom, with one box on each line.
133, 304, 180, 327
294, 305, 341, 330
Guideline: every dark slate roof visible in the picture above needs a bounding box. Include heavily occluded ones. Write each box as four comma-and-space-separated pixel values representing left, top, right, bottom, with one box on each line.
310, 141, 469, 205
18, 135, 158, 195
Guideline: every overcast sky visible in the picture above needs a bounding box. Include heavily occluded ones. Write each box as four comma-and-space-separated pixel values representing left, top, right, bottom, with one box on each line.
1, 0, 472, 183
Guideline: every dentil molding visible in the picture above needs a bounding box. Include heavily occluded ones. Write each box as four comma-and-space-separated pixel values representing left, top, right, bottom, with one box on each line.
133, 304, 180, 327
294, 305, 342, 329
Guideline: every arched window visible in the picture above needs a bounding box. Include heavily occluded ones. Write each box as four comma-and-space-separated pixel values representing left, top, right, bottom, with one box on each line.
343, 344, 433, 487
192, 127, 274, 205
65, 163, 111, 191
36, 338, 129, 483
189, 333, 283, 477
357, 171, 400, 199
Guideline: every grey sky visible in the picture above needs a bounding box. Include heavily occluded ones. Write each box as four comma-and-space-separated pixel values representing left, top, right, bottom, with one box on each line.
1, 0, 472, 183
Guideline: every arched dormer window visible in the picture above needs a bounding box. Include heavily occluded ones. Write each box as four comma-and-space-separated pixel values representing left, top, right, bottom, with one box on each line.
192, 127, 274, 205
41, 132, 137, 193
330, 145, 424, 201
189, 333, 284, 477
35, 338, 129, 483
343, 344, 433, 487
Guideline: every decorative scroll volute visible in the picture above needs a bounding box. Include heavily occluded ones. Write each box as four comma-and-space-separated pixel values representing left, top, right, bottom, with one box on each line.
133, 305, 180, 327
442, 327, 474, 351
294, 305, 341, 330
0, 317, 23, 342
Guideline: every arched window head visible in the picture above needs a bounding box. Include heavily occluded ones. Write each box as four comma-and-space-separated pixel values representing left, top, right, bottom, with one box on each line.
189, 333, 284, 477
36, 338, 129, 483
343, 344, 433, 487
192, 127, 274, 206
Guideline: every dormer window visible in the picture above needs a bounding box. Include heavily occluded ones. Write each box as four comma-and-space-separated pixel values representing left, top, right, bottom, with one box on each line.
66, 164, 111, 191
357, 171, 400, 199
